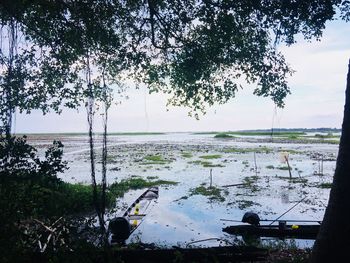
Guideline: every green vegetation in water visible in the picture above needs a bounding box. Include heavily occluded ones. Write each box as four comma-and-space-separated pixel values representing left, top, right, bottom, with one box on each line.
190, 185, 227, 202
194, 131, 305, 136
227, 131, 305, 136
277, 166, 290, 170
313, 133, 340, 139
289, 178, 308, 184
189, 160, 225, 167
140, 154, 171, 165
228, 200, 261, 210
223, 146, 272, 154
109, 177, 178, 198
41, 177, 179, 214
181, 152, 193, 158
317, 182, 333, 188
214, 133, 234, 138
199, 154, 222, 159
240, 176, 260, 193
108, 132, 165, 136
146, 176, 159, 180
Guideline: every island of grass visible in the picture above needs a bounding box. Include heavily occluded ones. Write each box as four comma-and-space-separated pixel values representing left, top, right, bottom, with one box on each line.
214, 133, 234, 138
199, 154, 222, 159
181, 152, 193, 158
140, 154, 172, 165
189, 160, 225, 167
108, 132, 165, 136
189, 185, 228, 202
109, 176, 178, 198
223, 146, 272, 154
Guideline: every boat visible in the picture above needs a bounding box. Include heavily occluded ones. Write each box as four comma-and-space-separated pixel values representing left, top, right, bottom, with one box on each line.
223, 223, 320, 240
222, 212, 321, 240
108, 187, 159, 244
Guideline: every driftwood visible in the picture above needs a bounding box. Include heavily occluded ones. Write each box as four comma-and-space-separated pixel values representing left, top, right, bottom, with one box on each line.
33, 217, 68, 252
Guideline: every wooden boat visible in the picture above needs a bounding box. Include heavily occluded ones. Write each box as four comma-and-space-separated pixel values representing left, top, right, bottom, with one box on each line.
223, 223, 320, 240
108, 187, 159, 244
222, 211, 321, 240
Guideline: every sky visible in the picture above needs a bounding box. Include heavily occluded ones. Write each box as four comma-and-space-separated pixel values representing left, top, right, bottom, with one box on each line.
14, 19, 350, 133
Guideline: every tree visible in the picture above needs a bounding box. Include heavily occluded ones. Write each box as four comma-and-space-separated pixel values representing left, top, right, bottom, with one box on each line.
0, 0, 143, 246
146, 1, 348, 261
1, 0, 350, 259
136, 1, 350, 260
310, 61, 350, 262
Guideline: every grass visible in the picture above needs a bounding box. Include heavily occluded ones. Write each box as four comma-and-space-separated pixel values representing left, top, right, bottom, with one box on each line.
317, 182, 333, 188
140, 154, 171, 165
228, 200, 261, 210
313, 133, 340, 139
108, 132, 165, 136
239, 176, 261, 192
277, 166, 291, 170
109, 177, 178, 198
214, 133, 234, 138
181, 152, 193, 158
223, 146, 272, 154
226, 131, 305, 136
189, 160, 225, 167
190, 185, 226, 202
199, 154, 222, 159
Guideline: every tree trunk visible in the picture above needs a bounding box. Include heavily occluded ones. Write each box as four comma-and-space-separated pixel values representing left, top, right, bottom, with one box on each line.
311, 60, 350, 262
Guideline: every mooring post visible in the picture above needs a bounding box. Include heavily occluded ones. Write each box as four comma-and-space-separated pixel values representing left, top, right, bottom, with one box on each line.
210, 168, 213, 188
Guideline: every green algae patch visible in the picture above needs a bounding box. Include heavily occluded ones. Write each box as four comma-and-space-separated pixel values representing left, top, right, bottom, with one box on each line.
181, 152, 193, 158
199, 154, 222, 159
189, 160, 225, 168
190, 186, 227, 202
140, 154, 172, 165
109, 177, 178, 197
214, 133, 234, 138
223, 146, 272, 154
228, 200, 261, 210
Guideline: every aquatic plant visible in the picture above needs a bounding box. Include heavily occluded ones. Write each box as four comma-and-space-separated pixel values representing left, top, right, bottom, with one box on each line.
189, 185, 226, 202
181, 152, 193, 158
214, 133, 234, 138
199, 154, 222, 159
109, 177, 178, 198
140, 155, 171, 165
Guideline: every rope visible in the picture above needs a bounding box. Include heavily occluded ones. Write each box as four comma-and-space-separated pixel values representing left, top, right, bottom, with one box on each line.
269, 196, 307, 225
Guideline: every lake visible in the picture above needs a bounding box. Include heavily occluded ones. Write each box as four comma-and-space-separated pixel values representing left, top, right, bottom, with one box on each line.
27, 132, 337, 248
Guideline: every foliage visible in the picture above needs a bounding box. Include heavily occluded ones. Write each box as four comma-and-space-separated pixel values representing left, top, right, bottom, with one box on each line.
0, 136, 68, 258
199, 154, 222, 159
141, 154, 171, 165
214, 133, 234, 138
190, 185, 227, 202
181, 152, 193, 158
140, 1, 343, 115
109, 177, 178, 198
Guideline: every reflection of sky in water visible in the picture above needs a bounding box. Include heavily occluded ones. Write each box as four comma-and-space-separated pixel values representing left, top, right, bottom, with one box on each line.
27, 133, 336, 247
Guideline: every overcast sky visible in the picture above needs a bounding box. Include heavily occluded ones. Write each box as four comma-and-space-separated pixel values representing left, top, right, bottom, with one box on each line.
14, 19, 350, 133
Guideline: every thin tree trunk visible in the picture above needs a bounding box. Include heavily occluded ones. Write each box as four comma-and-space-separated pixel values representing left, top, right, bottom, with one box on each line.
101, 79, 109, 245
311, 60, 350, 262
85, 55, 106, 238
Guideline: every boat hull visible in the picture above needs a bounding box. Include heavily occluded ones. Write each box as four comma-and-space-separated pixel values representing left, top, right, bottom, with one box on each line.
223, 224, 320, 240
